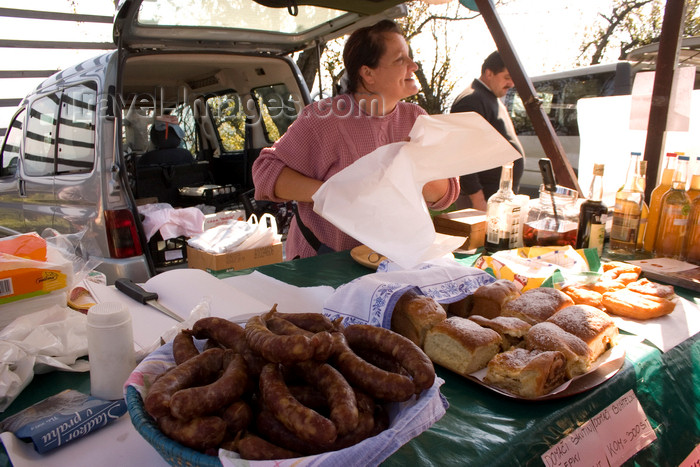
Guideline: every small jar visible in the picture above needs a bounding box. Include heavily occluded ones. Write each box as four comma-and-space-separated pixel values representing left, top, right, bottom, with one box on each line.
523, 184, 579, 247
87, 302, 136, 400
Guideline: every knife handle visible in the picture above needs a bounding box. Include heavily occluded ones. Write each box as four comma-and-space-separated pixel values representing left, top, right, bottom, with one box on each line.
115, 278, 158, 304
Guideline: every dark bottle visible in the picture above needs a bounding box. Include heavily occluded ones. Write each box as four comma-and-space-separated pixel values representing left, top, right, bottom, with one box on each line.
576, 163, 608, 255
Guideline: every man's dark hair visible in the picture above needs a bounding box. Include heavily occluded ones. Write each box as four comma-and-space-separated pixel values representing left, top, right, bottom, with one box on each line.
481, 51, 506, 75
343, 19, 405, 93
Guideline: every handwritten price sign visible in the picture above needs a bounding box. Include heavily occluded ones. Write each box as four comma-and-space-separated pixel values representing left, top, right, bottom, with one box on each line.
542, 390, 656, 467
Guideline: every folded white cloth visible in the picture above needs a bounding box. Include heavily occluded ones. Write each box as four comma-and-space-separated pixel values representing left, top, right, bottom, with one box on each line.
323, 257, 495, 327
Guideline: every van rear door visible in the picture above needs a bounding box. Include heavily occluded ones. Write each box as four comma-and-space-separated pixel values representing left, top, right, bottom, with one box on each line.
113, 0, 407, 54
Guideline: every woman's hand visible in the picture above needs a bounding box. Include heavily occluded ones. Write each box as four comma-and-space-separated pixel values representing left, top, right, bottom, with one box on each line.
422, 179, 450, 203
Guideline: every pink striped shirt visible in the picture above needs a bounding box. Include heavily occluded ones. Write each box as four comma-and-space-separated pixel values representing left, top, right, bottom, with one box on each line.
252, 94, 459, 259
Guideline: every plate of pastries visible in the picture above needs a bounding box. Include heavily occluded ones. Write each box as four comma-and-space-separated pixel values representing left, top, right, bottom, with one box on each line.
388, 261, 675, 400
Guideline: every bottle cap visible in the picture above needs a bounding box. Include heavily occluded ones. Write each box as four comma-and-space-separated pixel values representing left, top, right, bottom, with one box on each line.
87, 302, 131, 328
679, 155, 690, 161
593, 163, 604, 176
666, 152, 677, 158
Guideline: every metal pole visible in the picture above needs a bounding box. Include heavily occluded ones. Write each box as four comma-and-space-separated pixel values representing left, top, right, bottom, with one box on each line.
472, 0, 582, 194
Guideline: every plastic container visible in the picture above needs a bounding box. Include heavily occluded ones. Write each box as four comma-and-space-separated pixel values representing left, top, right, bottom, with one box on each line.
87, 302, 136, 400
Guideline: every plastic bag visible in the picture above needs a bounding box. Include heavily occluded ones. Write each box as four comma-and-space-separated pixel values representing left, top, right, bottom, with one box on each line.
187, 213, 280, 254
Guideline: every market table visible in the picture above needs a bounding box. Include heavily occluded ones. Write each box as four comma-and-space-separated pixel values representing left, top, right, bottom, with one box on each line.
1, 250, 699, 466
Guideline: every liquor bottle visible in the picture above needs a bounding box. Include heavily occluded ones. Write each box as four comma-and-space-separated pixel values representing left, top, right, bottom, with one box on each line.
576, 163, 607, 255
687, 155, 700, 202
686, 196, 700, 264
609, 152, 644, 254
635, 160, 649, 249
485, 163, 521, 253
643, 152, 678, 252
654, 154, 691, 259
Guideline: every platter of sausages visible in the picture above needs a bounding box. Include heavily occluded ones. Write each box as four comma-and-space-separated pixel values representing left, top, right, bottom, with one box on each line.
125, 308, 447, 466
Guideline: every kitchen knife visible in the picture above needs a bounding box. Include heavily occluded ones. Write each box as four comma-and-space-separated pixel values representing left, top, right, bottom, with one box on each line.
114, 278, 185, 322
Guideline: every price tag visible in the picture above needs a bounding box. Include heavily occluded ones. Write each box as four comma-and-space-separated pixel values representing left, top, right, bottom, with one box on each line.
679, 444, 700, 467
541, 390, 656, 467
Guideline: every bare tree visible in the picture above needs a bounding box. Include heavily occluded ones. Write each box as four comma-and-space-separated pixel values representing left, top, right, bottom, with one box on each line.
295, 2, 489, 114
578, 0, 700, 65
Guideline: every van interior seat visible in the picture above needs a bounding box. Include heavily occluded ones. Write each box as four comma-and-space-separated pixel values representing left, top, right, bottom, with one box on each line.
137, 121, 194, 168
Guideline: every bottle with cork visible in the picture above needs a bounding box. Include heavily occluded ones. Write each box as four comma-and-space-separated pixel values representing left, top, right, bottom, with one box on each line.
609, 152, 644, 255
654, 154, 691, 259
635, 160, 648, 250
485, 163, 521, 253
644, 152, 678, 252
576, 163, 607, 255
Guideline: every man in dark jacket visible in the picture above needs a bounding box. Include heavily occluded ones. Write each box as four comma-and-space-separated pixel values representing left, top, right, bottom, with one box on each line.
451, 51, 524, 210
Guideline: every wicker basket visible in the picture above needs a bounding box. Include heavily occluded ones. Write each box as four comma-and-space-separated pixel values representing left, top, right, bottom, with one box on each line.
125, 385, 222, 467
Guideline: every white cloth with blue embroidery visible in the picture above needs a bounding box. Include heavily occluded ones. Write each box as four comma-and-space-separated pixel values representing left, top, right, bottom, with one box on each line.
323, 257, 495, 327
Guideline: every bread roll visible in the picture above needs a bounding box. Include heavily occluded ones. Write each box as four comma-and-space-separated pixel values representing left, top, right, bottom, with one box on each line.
484, 348, 568, 398
467, 315, 531, 350
524, 322, 593, 378
500, 288, 574, 325
602, 288, 676, 320
546, 305, 618, 361
451, 279, 520, 319
423, 316, 501, 376
390, 290, 447, 347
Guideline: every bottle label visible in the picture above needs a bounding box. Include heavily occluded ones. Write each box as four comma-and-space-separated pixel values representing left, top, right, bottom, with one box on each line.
589, 223, 605, 253
673, 218, 688, 226
487, 204, 520, 246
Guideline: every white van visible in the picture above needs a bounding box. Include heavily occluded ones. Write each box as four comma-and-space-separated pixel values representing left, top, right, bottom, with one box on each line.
0, 0, 406, 283
505, 39, 700, 196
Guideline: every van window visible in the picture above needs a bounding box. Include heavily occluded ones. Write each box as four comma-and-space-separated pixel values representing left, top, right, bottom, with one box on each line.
57, 83, 97, 174
1, 109, 25, 177
206, 92, 247, 152
25, 94, 59, 177
506, 71, 617, 138
170, 103, 198, 155
253, 84, 300, 143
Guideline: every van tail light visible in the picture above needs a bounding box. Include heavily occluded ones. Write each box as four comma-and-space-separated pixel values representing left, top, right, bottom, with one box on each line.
104, 209, 143, 258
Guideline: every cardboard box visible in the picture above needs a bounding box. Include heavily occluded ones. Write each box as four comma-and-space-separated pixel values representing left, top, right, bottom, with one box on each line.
187, 242, 283, 275
433, 208, 487, 250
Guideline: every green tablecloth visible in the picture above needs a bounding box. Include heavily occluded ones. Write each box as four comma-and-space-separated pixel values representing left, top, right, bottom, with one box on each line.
2, 251, 699, 466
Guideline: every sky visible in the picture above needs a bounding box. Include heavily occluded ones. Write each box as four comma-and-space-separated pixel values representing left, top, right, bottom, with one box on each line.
0, 0, 618, 125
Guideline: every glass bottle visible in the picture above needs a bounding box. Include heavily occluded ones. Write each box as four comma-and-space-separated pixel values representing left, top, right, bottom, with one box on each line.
576, 163, 607, 255
654, 155, 691, 259
686, 197, 700, 264
644, 152, 677, 252
609, 152, 644, 254
635, 160, 649, 249
687, 155, 700, 202
485, 163, 522, 253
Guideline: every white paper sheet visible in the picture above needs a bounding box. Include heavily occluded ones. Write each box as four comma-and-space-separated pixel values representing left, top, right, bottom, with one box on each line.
220, 271, 334, 314
1, 415, 167, 467
312, 112, 521, 269
85, 269, 272, 352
